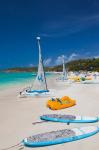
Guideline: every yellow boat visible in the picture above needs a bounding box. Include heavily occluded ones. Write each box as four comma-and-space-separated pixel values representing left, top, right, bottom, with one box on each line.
69, 76, 80, 82
69, 76, 92, 82
47, 96, 76, 110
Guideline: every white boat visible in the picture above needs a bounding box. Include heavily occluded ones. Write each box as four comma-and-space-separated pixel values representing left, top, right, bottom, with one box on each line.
56, 56, 73, 84
81, 79, 99, 84
20, 37, 54, 97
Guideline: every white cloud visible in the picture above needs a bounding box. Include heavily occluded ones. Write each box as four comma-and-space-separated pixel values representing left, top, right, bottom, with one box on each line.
54, 52, 99, 66
55, 53, 78, 65
55, 55, 67, 65
44, 58, 52, 66
68, 53, 78, 62
94, 55, 99, 58
29, 64, 34, 67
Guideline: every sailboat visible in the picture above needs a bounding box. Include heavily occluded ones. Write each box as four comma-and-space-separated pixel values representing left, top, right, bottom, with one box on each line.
62, 56, 68, 81
56, 56, 68, 81
20, 37, 51, 97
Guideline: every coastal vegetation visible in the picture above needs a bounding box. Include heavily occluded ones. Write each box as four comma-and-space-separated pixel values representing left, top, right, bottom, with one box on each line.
1, 58, 99, 72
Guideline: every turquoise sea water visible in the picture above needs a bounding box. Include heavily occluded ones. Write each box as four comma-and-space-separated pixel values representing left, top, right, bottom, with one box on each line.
0, 72, 52, 87
0, 72, 36, 87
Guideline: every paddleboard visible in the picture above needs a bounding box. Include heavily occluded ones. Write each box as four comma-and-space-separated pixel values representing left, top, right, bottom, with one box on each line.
40, 114, 98, 123
23, 126, 99, 147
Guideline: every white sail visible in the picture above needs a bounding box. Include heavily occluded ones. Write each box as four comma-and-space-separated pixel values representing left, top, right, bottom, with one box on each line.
31, 37, 48, 90
62, 56, 68, 80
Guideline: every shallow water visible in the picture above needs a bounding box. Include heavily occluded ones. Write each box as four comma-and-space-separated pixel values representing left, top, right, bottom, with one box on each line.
0, 72, 54, 88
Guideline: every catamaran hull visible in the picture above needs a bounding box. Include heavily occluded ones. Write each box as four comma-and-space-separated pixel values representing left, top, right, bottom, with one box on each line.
19, 89, 55, 97
81, 80, 99, 84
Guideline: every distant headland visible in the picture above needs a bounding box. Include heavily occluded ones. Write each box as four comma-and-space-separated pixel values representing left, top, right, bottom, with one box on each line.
1, 58, 99, 73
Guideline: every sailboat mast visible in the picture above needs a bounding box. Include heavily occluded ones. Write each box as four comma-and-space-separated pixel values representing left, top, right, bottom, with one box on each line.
37, 37, 42, 64
63, 56, 65, 74
62, 56, 67, 80
36, 37, 48, 90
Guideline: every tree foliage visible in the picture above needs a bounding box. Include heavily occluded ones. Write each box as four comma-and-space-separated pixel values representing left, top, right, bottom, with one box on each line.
2, 58, 99, 72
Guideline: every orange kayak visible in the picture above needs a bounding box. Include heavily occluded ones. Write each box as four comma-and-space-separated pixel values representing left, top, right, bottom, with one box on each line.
47, 96, 76, 110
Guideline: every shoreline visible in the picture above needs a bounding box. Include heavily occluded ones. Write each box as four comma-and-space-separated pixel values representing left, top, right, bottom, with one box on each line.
0, 72, 57, 89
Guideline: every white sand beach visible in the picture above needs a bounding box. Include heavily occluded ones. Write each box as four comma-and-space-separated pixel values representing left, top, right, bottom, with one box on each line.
0, 76, 99, 150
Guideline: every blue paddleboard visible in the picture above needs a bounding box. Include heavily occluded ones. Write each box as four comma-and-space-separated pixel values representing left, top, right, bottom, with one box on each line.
40, 114, 98, 123
23, 126, 99, 147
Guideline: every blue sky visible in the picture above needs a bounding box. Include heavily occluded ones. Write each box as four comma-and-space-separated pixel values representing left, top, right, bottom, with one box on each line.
0, 0, 99, 68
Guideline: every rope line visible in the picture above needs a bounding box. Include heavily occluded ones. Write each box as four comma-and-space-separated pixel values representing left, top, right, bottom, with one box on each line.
0, 142, 24, 150
32, 120, 48, 125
